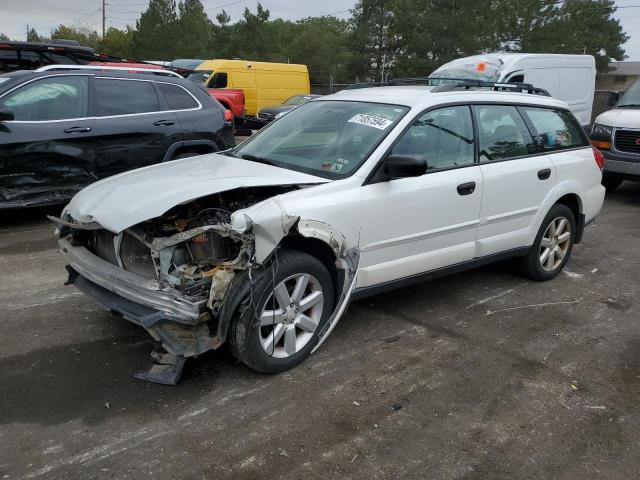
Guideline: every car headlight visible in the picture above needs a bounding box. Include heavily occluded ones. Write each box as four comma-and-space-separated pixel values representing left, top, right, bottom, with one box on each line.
274, 111, 288, 119
591, 123, 613, 138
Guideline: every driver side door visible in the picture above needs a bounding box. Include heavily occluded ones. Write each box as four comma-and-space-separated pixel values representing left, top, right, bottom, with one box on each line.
357, 105, 483, 288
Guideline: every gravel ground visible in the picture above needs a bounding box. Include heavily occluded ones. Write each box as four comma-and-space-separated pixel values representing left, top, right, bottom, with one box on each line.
0, 182, 639, 479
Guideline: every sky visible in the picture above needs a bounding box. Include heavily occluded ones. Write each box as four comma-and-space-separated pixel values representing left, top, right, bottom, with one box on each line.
1, 0, 640, 61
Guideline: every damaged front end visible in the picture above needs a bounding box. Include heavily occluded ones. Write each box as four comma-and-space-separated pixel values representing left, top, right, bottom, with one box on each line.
54, 185, 358, 384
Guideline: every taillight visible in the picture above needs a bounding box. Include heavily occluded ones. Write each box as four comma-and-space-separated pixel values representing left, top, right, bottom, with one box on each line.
592, 146, 605, 172
223, 109, 234, 122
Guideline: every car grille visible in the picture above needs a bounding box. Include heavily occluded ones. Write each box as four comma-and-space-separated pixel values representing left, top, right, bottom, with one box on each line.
614, 129, 640, 154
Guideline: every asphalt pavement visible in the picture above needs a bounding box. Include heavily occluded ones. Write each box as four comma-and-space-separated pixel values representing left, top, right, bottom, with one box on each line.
1, 182, 639, 479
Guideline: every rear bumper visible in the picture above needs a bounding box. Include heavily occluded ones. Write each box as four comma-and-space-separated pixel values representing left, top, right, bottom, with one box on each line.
59, 236, 204, 323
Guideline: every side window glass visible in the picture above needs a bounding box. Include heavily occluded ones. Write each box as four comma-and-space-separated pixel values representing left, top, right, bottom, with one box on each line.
157, 83, 198, 110
209, 72, 228, 89
521, 107, 587, 151
0, 75, 89, 121
95, 78, 160, 116
392, 105, 474, 171
475, 105, 535, 161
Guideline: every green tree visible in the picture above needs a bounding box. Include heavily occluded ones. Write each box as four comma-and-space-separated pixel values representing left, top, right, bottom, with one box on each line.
176, 0, 214, 58
133, 0, 179, 60
101, 27, 135, 58
50, 25, 100, 49
27, 28, 42, 42
348, 0, 395, 81
286, 17, 352, 84
0, 33, 9, 41
530, 0, 626, 71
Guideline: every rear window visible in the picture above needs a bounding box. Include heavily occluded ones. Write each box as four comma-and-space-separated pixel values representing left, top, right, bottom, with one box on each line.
157, 83, 198, 110
95, 78, 160, 116
475, 105, 536, 161
520, 107, 587, 151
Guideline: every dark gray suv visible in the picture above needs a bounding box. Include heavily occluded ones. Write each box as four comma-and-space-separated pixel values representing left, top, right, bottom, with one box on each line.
0, 66, 235, 208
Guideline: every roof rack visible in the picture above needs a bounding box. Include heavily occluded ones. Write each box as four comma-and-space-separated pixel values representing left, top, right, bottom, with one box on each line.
344, 76, 550, 96
34, 64, 183, 78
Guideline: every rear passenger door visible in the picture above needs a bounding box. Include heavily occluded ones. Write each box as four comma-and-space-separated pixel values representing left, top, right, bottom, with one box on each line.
474, 104, 556, 257
92, 77, 182, 178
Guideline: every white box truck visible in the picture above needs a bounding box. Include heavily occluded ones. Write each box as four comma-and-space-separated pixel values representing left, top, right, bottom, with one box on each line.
430, 53, 596, 127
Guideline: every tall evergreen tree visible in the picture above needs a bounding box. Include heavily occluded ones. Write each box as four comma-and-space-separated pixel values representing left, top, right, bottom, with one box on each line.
176, 0, 214, 58
133, 0, 179, 60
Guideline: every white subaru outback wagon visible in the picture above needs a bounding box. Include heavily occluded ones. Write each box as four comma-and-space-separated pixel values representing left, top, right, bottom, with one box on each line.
53, 80, 606, 384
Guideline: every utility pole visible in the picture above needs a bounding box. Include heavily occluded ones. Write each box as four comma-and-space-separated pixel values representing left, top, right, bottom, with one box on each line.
102, 0, 106, 38
26, 24, 29, 41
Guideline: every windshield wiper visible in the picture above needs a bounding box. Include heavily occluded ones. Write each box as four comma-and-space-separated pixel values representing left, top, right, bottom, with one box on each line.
617, 104, 640, 108
240, 154, 282, 167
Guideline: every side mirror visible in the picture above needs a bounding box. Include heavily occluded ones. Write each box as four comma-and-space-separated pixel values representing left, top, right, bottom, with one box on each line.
607, 91, 620, 107
384, 154, 427, 179
0, 107, 14, 122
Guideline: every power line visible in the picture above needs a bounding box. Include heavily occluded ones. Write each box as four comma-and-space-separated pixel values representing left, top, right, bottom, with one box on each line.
205, 0, 248, 12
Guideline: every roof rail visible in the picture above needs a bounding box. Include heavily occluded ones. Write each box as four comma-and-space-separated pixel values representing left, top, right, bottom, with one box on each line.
34, 64, 183, 78
430, 79, 551, 96
343, 77, 550, 96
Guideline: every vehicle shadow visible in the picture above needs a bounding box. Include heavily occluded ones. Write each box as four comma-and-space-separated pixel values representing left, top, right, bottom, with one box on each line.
607, 180, 640, 206
0, 324, 251, 428
0, 204, 64, 229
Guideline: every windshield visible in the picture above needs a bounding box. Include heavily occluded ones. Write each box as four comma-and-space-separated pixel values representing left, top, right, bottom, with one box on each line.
429, 63, 501, 85
187, 70, 212, 84
231, 100, 409, 179
283, 95, 312, 106
618, 78, 640, 107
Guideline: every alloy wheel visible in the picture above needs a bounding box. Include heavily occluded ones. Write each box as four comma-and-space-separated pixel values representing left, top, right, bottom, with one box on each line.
539, 216, 572, 272
258, 273, 324, 358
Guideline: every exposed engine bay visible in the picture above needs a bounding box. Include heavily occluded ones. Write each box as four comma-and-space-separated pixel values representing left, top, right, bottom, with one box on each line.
53, 183, 359, 385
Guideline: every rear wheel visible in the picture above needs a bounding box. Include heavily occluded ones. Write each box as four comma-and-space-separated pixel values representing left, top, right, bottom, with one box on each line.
602, 176, 623, 192
520, 204, 575, 281
230, 249, 335, 373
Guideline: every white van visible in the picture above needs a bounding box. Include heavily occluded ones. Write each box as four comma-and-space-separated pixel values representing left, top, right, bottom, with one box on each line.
430, 53, 596, 127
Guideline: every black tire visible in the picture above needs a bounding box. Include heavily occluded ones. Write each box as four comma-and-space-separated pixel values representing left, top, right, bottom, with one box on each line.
519, 204, 576, 281
229, 249, 335, 374
602, 176, 623, 192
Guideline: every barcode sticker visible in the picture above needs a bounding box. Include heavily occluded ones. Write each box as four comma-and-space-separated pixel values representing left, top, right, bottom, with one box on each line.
348, 114, 393, 130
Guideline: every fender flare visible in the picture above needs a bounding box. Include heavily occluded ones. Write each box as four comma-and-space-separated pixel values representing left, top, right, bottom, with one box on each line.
212, 218, 359, 351
526, 180, 584, 246
162, 140, 219, 162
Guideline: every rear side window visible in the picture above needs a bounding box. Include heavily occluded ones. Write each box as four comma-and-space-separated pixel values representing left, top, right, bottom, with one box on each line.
0, 75, 89, 121
475, 105, 535, 161
520, 107, 587, 151
95, 78, 159, 116
392, 105, 474, 171
157, 83, 198, 110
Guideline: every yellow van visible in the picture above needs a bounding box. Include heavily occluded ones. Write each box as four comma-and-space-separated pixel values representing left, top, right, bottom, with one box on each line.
187, 60, 310, 116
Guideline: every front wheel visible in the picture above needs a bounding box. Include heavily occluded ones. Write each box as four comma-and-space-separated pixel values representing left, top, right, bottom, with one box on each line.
230, 249, 335, 374
520, 204, 576, 281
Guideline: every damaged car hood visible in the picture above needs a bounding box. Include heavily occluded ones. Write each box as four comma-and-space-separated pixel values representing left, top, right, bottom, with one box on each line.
67, 153, 329, 232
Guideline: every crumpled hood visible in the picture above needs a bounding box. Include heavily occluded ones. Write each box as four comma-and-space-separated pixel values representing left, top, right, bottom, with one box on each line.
595, 108, 640, 129
68, 152, 329, 233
